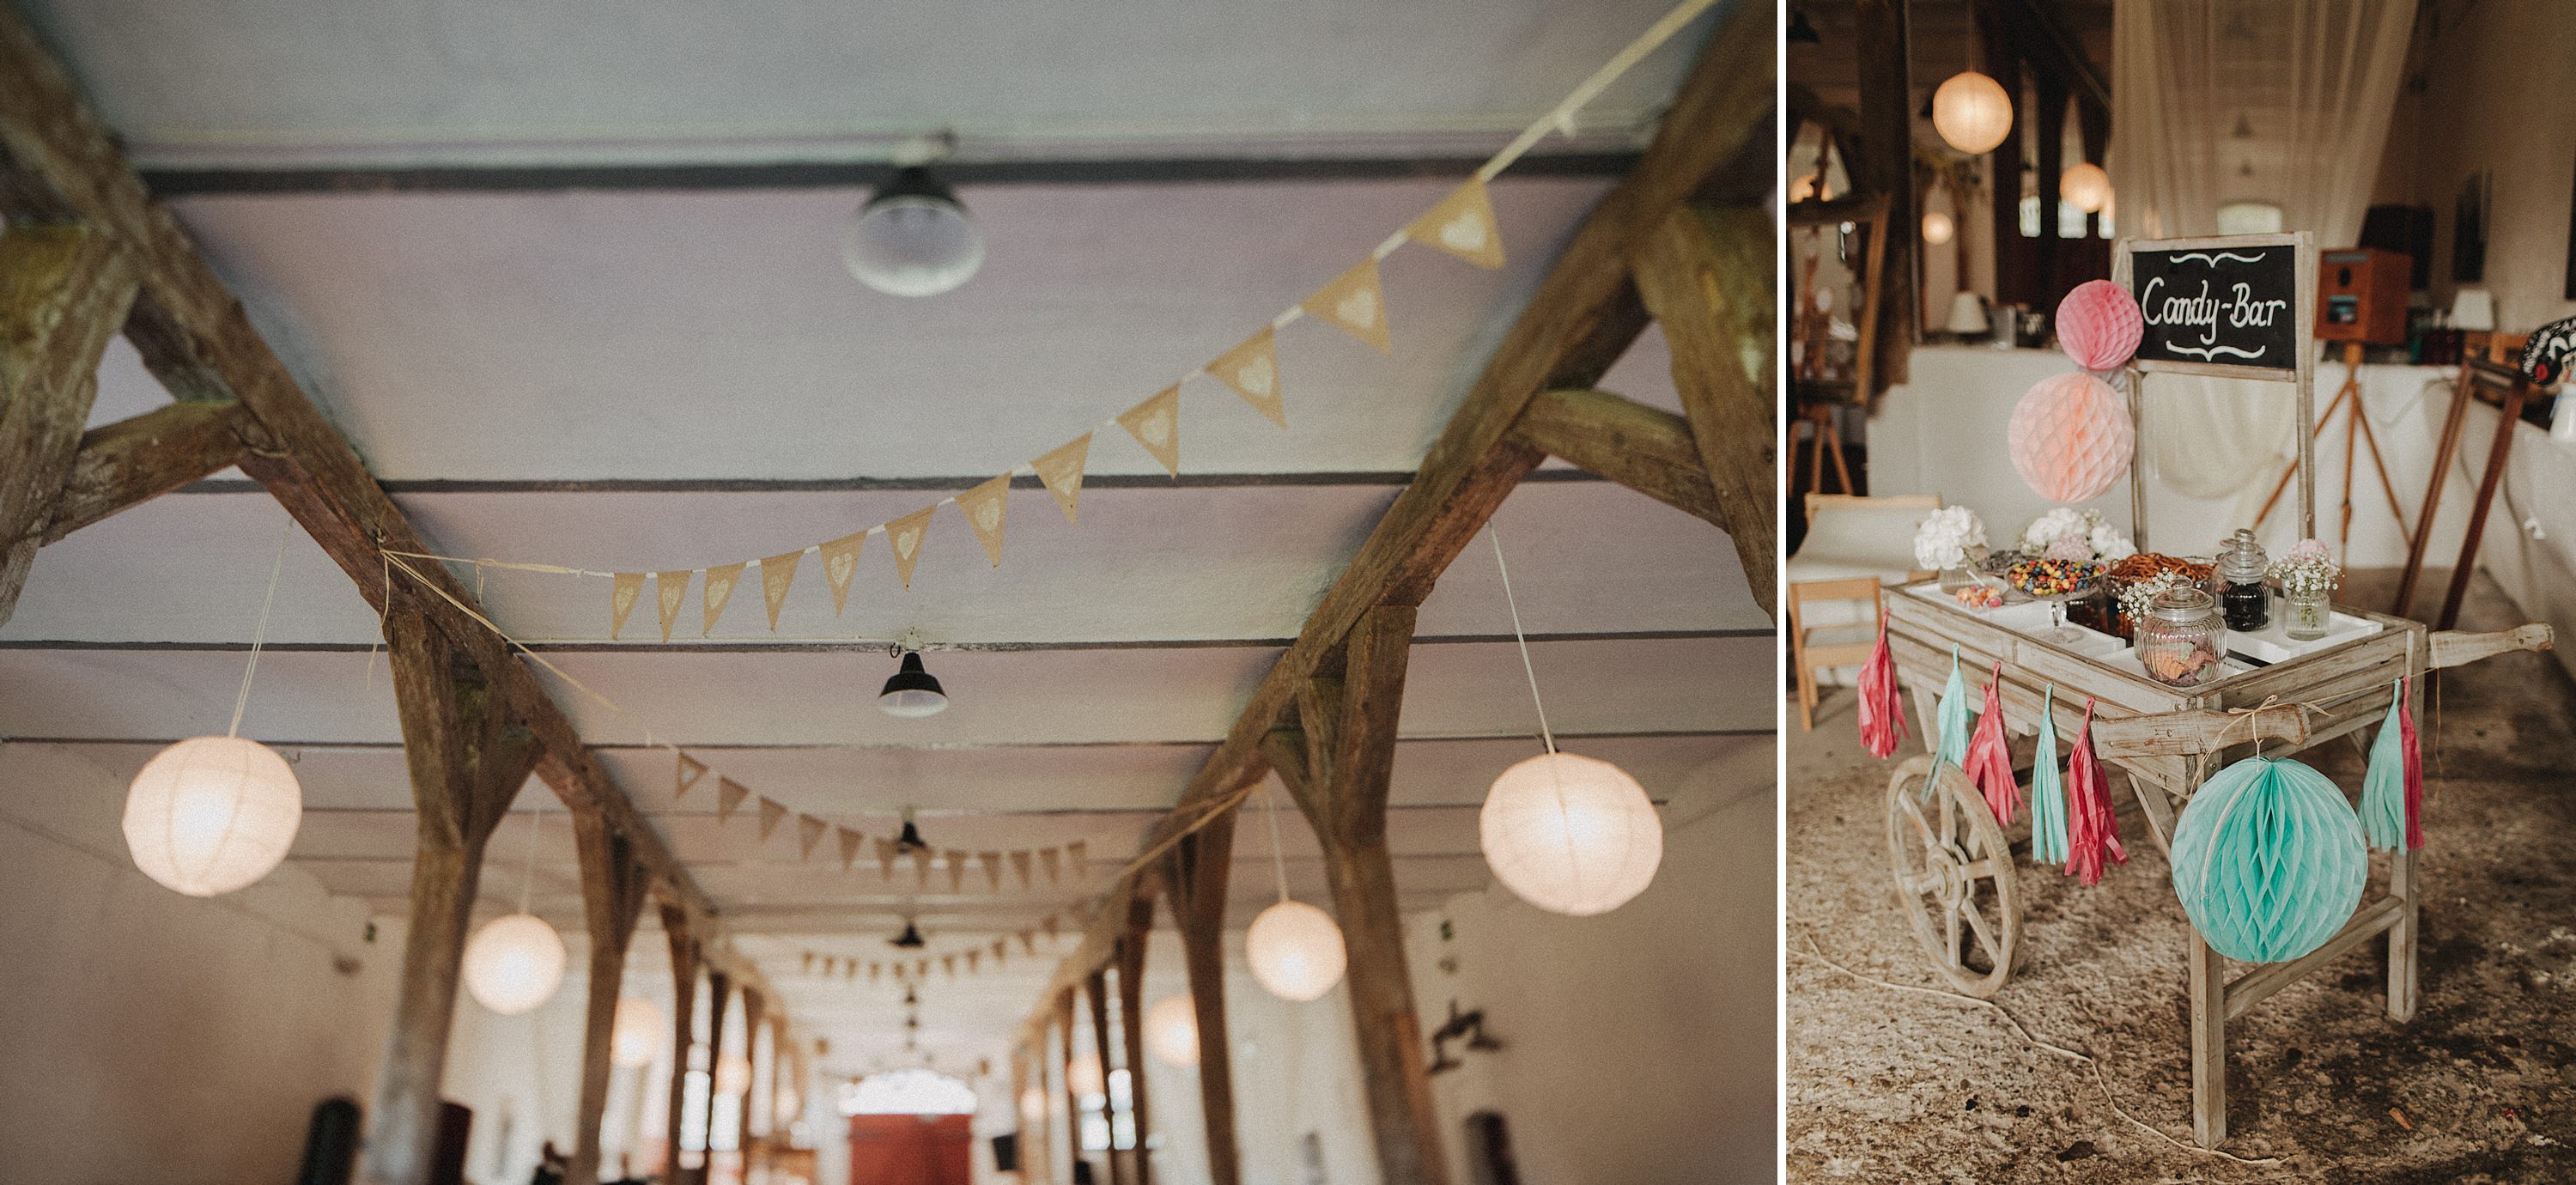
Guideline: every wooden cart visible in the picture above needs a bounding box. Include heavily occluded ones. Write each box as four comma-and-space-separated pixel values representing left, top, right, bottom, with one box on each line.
1880, 579, 2550, 1146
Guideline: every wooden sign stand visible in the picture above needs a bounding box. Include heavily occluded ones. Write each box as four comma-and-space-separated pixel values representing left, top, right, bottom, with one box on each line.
2111, 231, 2318, 552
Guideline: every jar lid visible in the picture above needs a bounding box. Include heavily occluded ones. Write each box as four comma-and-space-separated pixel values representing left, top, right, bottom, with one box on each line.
2216, 528, 2267, 580
2148, 584, 2218, 622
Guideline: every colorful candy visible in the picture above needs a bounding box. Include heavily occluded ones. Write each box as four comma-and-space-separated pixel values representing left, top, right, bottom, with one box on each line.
2005, 556, 2099, 597
1954, 583, 2005, 610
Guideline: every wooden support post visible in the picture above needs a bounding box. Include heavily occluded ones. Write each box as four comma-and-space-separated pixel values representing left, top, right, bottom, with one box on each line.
741, 987, 768, 1141
368, 607, 541, 1185
1852, 0, 1913, 390
0, 222, 137, 626
1085, 969, 1126, 1185
1056, 989, 1083, 1180
659, 905, 700, 1184
2187, 933, 2228, 1147
1265, 605, 1447, 1185
44, 398, 256, 542
1161, 811, 1241, 1185
567, 811, 655, 1185
1631, 204, 1778, 620
1115, 900, 1156, 1185
1504, 388, 1727, 529
696, 969, 733, 1185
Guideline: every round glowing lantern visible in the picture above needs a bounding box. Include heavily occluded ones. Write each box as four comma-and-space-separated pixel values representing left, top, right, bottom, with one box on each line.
1246, 900, 1346, 1002
2007, 372, 2135, 504
2055, 279, 2145, 372
462, 913, 567, 1015
1066, 1052, 1106, 1098
715, 1053, 753, 1096
1921, 210, 1955, 246
1932, 71, 2014, 155
610, 997, 664, 1067
1018, 1086, 1048, 1122
2061, 162, 2112, 215
1479, 752, 1664, 916
1145, 994, 1200, 1067
122, 735, 304, 897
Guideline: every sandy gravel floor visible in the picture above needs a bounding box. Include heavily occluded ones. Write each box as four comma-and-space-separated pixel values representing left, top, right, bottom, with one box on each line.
1786, 572, 2576, 1183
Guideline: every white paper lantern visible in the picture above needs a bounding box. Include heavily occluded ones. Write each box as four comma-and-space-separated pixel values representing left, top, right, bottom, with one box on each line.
1066, 1052, 1105, 1098
1932, 71, 2014, 155
611, 996, 664, 1067
1921, 210, 1956, 246
1145, 994, 1200, 1067
776, 1085, 803, 1121
1479, 752, 1664, 916
2061, 162, 2112, 215
1018, 1087, 1048, 1122
122, 735, 304, 897
1246, 900, 1346, 1002
462, 912, 567, 1015
715, 1053, 753, 1096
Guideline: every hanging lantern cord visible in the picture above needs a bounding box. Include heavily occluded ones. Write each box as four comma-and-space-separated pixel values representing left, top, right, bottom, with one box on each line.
1486, 526, 1558, 755
519, 798, 542, 915
1261, 781, 1293, 906
227, 520, 297, 739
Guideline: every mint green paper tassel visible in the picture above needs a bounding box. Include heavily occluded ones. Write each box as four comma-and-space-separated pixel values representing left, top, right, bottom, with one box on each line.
2029, 685, 2069, 865
1929, 646, 1973, 797
2360, 678, 2407, 851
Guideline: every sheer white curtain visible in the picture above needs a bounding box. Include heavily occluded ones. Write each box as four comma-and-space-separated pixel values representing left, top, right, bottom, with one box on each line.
2110, 0, 2417, 521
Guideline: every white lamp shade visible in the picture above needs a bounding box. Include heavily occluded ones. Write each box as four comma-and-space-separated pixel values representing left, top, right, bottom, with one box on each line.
1246, 900, 1346, 1002
123, 735, 304, 896
462, 913, 567, 1015
611, 996, 665, 1067
841, 174, 984, 298
715, 1053, 753, 1096
2451, 289, 2497, 331
1145, 994, 1200, 1067
2061, 163, 2112, 215
1921, 210, 1956, 246
1479, 751, 1664, 916
1932, 71, 2014, 155
1947, 292, 1991, 335
1066, 1052, 1106, 1098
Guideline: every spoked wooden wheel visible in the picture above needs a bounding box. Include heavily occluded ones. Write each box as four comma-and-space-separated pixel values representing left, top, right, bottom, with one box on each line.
1886, 756, 2022, 999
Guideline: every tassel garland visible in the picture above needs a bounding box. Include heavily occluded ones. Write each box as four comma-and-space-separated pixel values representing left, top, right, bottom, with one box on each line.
2401, 676, 2425, 850
2028, 685, 2069, 865
1857, 610, 1909, 759
2063, 696, 2127, 885
1960, 661, 2021, 824
1931, 646, 1973, 781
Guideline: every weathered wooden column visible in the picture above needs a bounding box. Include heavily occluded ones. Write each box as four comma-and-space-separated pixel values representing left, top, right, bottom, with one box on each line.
1631, 203, 1777, 622
1055, 988, 1084, 1179
367, 608, 541, 1185
1115, 898, 1156, 1185
1160, 811, 1240, 1185
0, 222, 137, 626
1263, 605, 1447, 1185
1084, 969, 1127, 1185
741, 985, 768, 1146
659, 905, 700, 1183
696, 969, 734, 1185
566, 809, 654, 1185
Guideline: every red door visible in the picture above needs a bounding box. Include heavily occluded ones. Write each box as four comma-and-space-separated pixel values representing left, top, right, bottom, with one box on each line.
848, 1114, 973, 1185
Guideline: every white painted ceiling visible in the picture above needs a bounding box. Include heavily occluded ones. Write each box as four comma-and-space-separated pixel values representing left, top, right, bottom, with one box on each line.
3, 0, 1768, 1073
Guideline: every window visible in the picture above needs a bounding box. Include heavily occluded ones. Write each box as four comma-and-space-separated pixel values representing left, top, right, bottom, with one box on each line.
2218, 202, 2285, 235
838, 1067, 979, 1116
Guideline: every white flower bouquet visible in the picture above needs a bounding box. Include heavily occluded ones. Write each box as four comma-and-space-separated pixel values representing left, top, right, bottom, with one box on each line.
1913, 506, 1988, 572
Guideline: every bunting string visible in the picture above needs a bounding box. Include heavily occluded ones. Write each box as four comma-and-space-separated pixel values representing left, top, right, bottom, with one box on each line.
790, 914, 1074, 985
374, 0, 1722, 635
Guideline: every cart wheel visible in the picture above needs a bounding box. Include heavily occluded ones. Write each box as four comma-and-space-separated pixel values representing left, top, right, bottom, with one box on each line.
1886, 756, 2022, 999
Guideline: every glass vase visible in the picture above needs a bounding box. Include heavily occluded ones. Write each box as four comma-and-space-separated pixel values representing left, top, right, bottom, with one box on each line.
2285, 587, 2330, 641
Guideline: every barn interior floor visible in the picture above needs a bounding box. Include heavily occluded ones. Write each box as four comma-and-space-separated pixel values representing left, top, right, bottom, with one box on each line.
1786, 568, 2576, 1183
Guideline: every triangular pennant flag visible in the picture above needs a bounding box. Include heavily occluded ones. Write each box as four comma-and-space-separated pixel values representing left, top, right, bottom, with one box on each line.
1030, 434, 1091, 523
979, 851, 1003, 892
1066, 840, 1088, 880
611, 574, 646, 640
2029, 686, 2069, 866
875, 838, 898, 878
968, 950, 981, 973
760, 551, 803, 630
1207, 327, 1285, 428
1301, 258, 1393, 354
913, 852, 932, 890
885, 507, 935, 589
818, 532, 866, 615
655, 571, 692, 643
716, 777, 750, 823
1040, 848, 1061, 884
955, 476, 1011, 568
945, 849, 969, 893
844, 960, 857, 981
1116, 386, 1182, 477
1042, 915, 1060, 940
894, 963, 908, 982
867, 963, 881, 983
821, 956, 836, 977
676, 751, 708, 799
942, 954, 957, 977
915, 959, 929, 979
1019, 930, 1036, 956
993, 939, 1009, 965
702, 562, 745, 635
1010, 850, 1034, 889
837, 827, 866, 871
1406, 177, 1506, 269
798, 814, 828, 859
757, 797, 790, 841
801, 951, 816, 973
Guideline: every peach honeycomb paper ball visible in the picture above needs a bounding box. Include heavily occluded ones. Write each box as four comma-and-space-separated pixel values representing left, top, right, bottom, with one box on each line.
2009, 371, 2135, 504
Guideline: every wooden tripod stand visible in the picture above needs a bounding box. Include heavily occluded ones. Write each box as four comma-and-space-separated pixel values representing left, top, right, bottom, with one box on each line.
2256, 342, 2409, 553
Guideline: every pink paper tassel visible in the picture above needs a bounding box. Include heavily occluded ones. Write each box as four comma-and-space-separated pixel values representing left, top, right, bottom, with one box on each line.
2400, 676, 2424, 850
1856, 611, 1908, 759
1960, 661, 2021, 824
2063, 696, 2128, 885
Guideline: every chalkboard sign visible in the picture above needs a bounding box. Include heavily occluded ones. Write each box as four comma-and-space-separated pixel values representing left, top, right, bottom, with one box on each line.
2127, 241, 2301, 374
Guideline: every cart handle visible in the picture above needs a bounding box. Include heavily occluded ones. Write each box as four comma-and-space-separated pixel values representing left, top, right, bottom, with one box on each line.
2090, 708, 2310, 760
2428, 624, 2553, 671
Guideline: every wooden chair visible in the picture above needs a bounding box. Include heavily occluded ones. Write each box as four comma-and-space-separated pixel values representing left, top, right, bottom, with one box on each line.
1789, 576, 1887, 732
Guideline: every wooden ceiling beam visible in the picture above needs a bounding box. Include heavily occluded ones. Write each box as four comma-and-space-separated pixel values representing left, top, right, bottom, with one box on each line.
0, 222, 137, 625
1506, 387, 1725, 528
44, 398, 258, 543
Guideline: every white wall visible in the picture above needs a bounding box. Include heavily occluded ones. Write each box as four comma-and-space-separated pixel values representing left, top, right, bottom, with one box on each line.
0, 740, 396, 1183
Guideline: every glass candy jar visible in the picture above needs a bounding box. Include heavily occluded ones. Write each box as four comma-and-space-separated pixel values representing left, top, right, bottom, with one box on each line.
2137, 586, 2225, 687
2216, 528, 2271, 632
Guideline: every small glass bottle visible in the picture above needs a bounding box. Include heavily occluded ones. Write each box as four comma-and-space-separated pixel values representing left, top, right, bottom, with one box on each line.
2216, 528, 2270, 632
2285, 585, 2331, 641
2137, 586, 2226, 687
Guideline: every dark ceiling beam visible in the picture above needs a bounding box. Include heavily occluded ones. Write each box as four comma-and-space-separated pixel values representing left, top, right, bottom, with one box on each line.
1978, 0, 2111, 112
137, 468, 1618, 497
0, 626, 1767, 654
